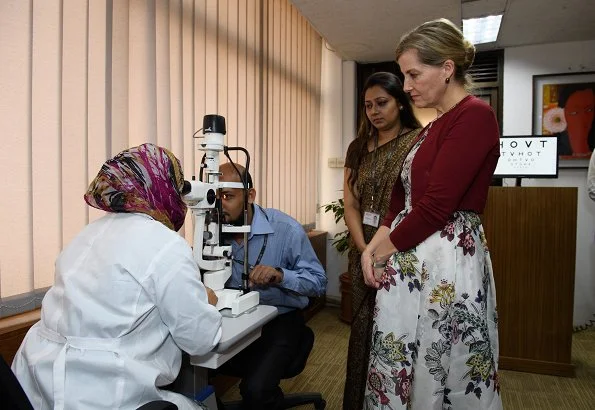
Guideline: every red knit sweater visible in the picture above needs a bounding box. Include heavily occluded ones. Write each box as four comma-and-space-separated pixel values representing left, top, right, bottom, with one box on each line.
383, 95, 500, 251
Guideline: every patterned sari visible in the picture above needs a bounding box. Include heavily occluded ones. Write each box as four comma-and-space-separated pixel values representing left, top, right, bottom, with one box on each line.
343, 129, 419, 410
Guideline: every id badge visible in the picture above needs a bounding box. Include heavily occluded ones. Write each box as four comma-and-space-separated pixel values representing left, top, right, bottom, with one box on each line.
363, 211, 380, 227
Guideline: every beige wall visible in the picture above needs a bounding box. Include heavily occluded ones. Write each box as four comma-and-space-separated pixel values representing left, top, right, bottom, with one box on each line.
0, 0, 321, 302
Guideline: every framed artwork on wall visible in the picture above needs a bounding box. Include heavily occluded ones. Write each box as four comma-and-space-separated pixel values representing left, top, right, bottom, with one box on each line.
532, 71, 595, 168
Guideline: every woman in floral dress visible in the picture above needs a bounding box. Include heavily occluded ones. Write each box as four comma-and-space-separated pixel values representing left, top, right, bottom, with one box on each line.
361, 19, 503, 409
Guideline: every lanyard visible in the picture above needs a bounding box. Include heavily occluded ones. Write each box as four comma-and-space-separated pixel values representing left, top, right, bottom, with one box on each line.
233, 234, 268, 269
232, 205, 270, 269
370, 125, 405, 207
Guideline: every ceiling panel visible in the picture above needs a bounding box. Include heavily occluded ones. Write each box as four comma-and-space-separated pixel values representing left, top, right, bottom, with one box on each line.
291, 0, 461, 62
291, 0, 595, 62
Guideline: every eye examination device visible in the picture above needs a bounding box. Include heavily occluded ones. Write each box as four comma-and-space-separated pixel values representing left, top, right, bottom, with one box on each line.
183, 114, 259, 315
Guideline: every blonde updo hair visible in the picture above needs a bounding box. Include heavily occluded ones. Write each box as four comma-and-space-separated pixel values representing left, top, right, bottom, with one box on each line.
395, 18, 476, 89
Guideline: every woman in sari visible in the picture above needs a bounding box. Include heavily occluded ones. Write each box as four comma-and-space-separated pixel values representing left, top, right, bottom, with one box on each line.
342, 72, 421, 410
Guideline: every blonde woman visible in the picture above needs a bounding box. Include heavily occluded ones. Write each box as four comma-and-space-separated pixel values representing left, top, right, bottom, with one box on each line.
362, 20, 502, 409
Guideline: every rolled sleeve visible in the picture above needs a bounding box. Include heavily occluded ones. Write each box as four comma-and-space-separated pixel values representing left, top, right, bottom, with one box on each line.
279, 227, 327, 298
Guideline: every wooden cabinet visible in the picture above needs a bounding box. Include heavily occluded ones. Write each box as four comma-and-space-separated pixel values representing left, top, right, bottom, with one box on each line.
305, 230, 327, 321
482, 187, 577, 377
0, 310, 40, 364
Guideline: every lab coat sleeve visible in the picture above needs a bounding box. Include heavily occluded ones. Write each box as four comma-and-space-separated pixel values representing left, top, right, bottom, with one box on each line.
151, 238, 222, 356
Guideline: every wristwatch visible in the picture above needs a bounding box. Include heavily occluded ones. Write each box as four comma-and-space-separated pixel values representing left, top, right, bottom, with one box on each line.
274, 267, 284, 282
373, 261, 387, 268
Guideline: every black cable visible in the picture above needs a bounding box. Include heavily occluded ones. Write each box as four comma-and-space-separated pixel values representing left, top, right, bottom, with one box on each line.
198, 153, 207, 181
223, 147, 251, 294
223, 147, 251, 189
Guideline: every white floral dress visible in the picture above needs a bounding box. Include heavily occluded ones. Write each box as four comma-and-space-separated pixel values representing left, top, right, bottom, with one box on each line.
364, 128, 502, 410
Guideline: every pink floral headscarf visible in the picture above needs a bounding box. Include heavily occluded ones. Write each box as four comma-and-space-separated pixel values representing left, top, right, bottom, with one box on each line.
84, 143, 187, 231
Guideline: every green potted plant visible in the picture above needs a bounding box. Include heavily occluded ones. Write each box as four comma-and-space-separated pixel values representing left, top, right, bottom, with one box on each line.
321, 198, 350, 255
321, 198, 352, 323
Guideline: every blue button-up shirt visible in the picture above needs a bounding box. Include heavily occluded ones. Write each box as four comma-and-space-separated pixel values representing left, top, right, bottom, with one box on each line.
226, 205, 327, 314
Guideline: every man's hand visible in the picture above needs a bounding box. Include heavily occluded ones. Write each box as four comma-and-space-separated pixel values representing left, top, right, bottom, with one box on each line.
249, 265, 283, 287
205, 286, 218, 306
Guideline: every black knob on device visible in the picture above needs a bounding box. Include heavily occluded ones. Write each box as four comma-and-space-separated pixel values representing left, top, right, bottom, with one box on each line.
203, 115, 226, 135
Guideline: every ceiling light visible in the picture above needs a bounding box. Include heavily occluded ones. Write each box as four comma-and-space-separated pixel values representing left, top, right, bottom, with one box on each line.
463, 14, 503, 45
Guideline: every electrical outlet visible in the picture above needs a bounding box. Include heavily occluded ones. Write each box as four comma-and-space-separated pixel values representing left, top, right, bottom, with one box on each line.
335, 157, 345, 167
328, 157, 337, 167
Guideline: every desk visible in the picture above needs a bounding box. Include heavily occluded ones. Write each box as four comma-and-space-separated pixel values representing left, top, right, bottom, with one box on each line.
175, 305, 278, 399
192, 304, 278, 368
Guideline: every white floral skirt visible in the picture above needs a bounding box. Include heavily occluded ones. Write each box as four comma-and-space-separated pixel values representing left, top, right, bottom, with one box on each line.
364, 211, 502, 410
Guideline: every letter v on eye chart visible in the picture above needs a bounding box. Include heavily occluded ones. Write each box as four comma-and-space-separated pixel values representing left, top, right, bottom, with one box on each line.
494, 135, 558, 178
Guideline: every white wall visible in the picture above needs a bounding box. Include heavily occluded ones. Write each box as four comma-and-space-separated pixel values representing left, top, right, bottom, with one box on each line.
317, 43, 357, 301
503, 40, 595, 327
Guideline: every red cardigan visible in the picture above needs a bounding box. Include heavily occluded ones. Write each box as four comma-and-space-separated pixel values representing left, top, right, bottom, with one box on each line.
383, 95, 500, 251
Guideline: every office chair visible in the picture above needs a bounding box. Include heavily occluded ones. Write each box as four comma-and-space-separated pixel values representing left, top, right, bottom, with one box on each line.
223, 325, 326, 409
0, 354, 33, 410
0, 355, 178, 410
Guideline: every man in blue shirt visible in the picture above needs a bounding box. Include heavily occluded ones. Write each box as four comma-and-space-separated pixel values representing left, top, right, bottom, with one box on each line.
216, 162, 327, 410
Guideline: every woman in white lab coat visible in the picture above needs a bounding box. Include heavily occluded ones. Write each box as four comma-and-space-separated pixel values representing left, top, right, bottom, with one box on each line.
12, 143, 222, 410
